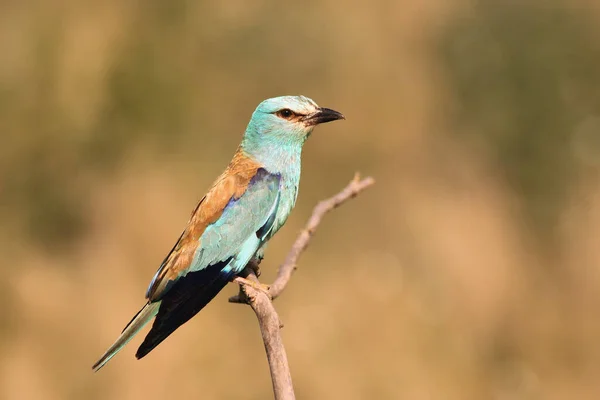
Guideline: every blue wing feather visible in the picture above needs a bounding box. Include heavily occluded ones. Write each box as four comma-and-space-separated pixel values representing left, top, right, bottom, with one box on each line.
136, 169, 281, 357
145, 169, 280, 299
189, 168, 280, 273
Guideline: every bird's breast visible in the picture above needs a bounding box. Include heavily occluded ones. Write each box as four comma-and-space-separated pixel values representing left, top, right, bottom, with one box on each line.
269, 176, 299, 239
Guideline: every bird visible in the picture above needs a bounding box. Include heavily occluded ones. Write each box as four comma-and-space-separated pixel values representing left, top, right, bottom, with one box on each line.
92, 95, 344, 371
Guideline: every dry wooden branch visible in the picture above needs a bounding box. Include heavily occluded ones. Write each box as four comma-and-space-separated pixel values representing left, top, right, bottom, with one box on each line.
269, 173, 375, 299
229, 174, 375, 400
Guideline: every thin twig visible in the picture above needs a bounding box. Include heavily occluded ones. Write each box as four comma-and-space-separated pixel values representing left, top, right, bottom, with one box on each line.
270, 173, 375, 299
229, 174, 375, 400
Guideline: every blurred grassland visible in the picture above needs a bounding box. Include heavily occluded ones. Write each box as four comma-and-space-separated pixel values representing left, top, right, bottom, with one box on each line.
2, 0, 600, 399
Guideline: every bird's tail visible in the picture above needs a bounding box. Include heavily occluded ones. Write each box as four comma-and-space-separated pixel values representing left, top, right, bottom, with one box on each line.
92, 302, 160, 372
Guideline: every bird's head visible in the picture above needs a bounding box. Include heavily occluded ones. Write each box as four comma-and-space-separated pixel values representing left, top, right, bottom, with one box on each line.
241, 96, 344, 163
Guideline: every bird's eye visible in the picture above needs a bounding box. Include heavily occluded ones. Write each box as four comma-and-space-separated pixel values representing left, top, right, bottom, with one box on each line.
276, 109, 295, 120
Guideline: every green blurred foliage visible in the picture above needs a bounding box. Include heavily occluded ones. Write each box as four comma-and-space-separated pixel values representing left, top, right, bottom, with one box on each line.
439, 0, 600, 245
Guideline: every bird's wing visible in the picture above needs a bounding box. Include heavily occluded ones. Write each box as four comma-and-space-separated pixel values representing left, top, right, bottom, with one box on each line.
135, 166, 281, 358
92, 156, 282, 369
146, 163, 281, 303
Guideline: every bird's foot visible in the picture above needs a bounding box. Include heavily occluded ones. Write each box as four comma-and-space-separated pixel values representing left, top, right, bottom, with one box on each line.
247, 259, 262, 277
233, 277, 271, 298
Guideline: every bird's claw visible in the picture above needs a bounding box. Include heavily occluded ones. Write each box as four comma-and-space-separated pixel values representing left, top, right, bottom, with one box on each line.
246, 255, 263, 277
248, 262, 262, 277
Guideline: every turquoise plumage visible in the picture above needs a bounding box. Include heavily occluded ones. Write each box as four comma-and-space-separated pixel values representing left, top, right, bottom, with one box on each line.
92, 95, 344, 370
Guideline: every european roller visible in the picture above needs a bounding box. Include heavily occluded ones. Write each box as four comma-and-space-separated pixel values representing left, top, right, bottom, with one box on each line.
92, 95, 344, 371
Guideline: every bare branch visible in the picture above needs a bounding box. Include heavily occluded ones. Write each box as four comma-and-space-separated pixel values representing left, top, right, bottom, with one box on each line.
235, 273, 294, 400
269, 173, 375, 299
229, 174, 375, 400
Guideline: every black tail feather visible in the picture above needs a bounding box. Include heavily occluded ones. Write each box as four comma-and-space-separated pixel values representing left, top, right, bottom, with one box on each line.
136, 261, 233, 359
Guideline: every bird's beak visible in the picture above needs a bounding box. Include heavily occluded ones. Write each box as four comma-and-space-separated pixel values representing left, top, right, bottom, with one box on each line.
303, 107, 345, 126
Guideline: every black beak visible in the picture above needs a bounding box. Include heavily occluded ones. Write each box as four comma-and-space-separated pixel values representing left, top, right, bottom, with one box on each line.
303, 107, 345, 126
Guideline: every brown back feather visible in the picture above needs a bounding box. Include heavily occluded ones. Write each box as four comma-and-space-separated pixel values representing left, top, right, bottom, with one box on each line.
146, 149, 262, 301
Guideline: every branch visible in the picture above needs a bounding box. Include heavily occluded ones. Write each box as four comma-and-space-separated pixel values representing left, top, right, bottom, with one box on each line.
269, 173, 375, 299
229, 173, 375, 400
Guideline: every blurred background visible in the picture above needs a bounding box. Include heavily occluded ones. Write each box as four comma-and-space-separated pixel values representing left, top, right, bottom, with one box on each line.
2, 0, 600, 399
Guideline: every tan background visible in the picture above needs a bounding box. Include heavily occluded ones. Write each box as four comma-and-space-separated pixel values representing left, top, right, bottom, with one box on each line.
2, 0, 600, 399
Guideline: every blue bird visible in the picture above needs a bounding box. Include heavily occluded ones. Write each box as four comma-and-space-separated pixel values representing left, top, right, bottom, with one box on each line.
92, 95, 344, 370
